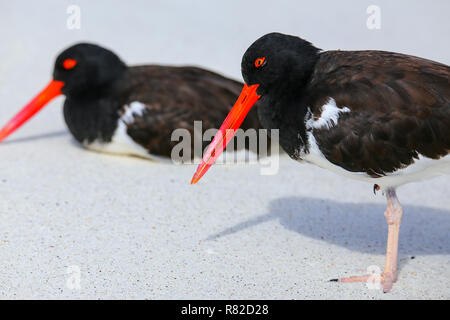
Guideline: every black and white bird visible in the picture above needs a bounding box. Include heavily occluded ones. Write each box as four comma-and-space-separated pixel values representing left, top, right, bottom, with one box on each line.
0, 43, 262, 159
192, 32, 450, 292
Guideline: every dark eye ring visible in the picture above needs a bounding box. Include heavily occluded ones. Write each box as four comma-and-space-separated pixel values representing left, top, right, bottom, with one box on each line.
254, 57, 266, 68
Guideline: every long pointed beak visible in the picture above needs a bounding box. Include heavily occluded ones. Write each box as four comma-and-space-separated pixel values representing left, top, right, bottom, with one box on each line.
0, 80, 64, 143
191, 83, 261, 184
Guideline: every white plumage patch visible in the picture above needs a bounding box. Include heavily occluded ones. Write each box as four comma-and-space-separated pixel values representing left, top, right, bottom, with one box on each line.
300, 97, 450, 190
306, 98, 350, 130
121, 101, 147, 124
83, 101, 166, 161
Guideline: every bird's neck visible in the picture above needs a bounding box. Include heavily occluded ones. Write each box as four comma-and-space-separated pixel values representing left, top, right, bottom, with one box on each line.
63, 88, 121, 144
257, 90, 309, 159
256, 52, 320, 159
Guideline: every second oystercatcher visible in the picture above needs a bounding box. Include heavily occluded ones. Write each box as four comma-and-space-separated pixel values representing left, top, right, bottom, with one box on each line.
0, 43, 262, 160
191, 33, 450, 292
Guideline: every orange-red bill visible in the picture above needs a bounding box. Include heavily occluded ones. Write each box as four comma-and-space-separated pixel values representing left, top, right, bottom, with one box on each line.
190, 83, 261, 184
0, 80, 64, 143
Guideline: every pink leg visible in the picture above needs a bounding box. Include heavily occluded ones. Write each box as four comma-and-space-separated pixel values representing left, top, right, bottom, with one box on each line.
380, 189, 402, 291
336, 189, 403, 293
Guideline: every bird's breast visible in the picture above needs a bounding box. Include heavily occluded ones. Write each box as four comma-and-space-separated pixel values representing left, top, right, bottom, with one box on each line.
82, 101, 165, 161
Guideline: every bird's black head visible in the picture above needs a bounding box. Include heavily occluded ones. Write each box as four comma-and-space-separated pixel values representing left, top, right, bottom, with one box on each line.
190, 33, 321, 183
53, 43, 126, 97
0, 43, 127, 143
241, 33, 320, 96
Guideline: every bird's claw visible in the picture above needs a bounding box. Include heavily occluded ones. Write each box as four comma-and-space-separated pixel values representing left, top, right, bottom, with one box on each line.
373, 184, 380, 195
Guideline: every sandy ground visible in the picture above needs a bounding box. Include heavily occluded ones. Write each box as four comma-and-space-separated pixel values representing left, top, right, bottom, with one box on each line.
0, 1, 449, 299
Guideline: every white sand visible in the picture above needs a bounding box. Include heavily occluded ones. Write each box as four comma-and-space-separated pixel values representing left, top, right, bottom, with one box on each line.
0, 0, 449, 299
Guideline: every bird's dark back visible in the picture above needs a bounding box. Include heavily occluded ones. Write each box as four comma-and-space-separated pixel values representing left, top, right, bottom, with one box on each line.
116, 65, 264, 158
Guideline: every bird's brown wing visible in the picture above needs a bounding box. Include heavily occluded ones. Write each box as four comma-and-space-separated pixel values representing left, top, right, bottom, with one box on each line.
116, 66, 262, 158
306, 50, 450, 175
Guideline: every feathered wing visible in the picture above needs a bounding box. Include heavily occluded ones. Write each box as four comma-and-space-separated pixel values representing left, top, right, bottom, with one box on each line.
305, 50, 450, 176
116, 66, 262, 158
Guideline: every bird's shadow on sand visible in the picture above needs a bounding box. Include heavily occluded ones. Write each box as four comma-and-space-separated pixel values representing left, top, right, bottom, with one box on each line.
2, 130, 69, 144
208, 196, 450, 256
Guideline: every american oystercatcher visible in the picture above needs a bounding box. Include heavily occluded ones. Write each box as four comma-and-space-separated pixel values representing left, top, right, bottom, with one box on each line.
0, 43, 262, 160
191, 33, 450, 292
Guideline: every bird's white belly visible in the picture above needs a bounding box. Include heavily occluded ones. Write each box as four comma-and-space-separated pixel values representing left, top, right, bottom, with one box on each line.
84, 121, 154, 159
83, 101, 167, 162
375, 154, 450, 188
303, 131, 450, 189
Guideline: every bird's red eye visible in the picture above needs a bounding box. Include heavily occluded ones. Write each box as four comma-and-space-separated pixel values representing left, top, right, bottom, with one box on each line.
254, 57, 266, 68
63, 59, 77, 70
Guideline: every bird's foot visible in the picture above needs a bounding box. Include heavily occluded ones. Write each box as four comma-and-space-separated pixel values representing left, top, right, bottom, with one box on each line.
331, 271, 397, 293
380, 271, 397, 293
